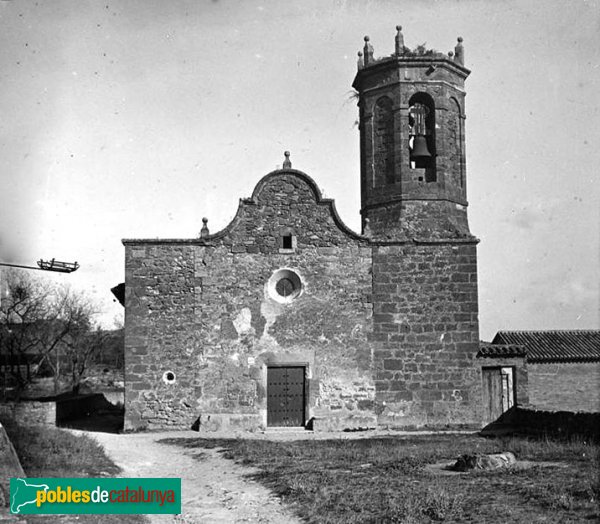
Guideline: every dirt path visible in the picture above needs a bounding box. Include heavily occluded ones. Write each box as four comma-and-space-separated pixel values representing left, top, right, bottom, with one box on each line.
88, 431, 301, 524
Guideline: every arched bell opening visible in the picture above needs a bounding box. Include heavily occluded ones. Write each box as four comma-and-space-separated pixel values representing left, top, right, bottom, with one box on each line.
408, 92, 436, 182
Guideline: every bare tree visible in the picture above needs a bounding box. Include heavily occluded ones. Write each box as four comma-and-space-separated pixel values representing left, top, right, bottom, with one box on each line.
1, 271, 57, 395
92, 326, 124, 369
41, 286, 101, 393
0, 270, 100, 397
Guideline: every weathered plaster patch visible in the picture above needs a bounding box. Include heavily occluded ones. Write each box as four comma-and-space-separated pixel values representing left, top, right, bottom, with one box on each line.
258, 292, 284, 350
233, 308, 253, 336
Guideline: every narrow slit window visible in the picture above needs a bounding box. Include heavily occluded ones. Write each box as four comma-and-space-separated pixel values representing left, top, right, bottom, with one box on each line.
282, 234, 293, 250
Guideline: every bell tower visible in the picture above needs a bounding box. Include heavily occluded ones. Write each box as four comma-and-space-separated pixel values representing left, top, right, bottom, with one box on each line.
356, 27, 482, 429
353, 27, 472, 240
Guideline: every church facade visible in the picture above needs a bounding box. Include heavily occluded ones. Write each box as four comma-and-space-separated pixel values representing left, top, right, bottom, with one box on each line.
122, 28, 483, 431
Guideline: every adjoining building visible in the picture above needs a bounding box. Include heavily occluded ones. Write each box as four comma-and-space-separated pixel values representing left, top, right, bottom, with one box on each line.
476, 342, 528, 425
121, 28, 484, 432
491, 330, 600, 413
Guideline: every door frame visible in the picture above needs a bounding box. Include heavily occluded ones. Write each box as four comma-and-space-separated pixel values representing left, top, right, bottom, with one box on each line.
265, 362, 309, 428
481, 366, 515, 424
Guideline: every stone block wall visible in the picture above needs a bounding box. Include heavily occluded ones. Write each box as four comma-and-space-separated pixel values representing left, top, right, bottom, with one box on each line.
371, 241, 481, 428
365, 200, 471, 240
124, 172, 375, 431
528, 362, 600, 413
123, 170, 484, 431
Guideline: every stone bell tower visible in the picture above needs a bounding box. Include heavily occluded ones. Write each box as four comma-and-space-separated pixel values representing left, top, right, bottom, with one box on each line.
355, 28, 482, 429
353, 27, 472, 240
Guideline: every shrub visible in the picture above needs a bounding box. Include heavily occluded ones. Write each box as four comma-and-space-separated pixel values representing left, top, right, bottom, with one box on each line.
422, 483, 464, 521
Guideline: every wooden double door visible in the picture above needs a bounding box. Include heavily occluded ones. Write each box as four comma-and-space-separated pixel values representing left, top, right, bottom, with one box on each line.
267, 366, 306, 427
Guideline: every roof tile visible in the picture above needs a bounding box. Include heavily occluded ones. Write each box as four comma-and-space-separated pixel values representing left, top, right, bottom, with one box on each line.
491, 330, 600, 363
477, 343, 526, 359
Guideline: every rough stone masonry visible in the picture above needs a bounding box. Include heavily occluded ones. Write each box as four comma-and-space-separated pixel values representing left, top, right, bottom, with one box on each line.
122, 27, 482, 431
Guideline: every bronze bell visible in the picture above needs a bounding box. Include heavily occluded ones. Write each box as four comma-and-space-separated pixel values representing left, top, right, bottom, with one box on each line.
411, 135, 431, 158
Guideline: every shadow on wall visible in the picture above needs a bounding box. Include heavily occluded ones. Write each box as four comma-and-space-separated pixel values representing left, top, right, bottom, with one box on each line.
56, 393, 124, 434
480, 406, 600, 442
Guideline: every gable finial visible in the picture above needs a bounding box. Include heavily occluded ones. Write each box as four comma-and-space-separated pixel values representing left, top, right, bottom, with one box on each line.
362, 218, 372, 238
363, 35, 374, 66
357, 50, 364, 70
283, 151, 292, 169
200, 217, 209, 238
454, 36, 464, 66
395, 25, 405, 55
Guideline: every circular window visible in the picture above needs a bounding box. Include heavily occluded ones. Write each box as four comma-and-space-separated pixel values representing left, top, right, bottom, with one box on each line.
275, 277, 295, 297
267, 269, 303, 304
162, 371, 176, 384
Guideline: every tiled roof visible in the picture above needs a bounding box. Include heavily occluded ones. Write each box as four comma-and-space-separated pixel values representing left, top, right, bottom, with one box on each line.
477, 343, 526, 359
492, 330, 600, 363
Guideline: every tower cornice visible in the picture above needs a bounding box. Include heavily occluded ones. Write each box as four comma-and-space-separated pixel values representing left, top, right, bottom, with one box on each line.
353, 56, 470, 91
357, 80, 467, 103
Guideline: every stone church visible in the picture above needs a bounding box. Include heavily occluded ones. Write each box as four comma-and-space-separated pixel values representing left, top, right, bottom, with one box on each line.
122, 28, 482, 431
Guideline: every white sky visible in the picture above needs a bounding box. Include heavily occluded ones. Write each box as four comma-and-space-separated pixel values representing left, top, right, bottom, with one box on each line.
0, 0, 598, 340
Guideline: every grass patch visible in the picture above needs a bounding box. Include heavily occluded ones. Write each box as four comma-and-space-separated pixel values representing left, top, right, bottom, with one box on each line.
4, 420, 148, 523
162, 434, 599, 523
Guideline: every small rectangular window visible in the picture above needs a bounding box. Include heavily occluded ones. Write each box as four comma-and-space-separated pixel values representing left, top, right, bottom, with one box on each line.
282, 235, 293, 249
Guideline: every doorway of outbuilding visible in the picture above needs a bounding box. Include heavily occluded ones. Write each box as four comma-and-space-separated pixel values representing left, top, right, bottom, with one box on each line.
266, 366, 306, 427
482, 366, 515, 424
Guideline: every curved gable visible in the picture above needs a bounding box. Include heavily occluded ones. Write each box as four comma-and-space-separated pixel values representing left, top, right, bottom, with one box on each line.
250, 169, 324, 203
208, 168, 365, 244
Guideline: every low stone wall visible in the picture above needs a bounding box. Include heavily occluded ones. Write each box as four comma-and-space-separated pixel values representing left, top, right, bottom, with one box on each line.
0, 400, 56, 427
499, 407, 600, 441
0, 422, 25, 506
0, 394, 124, 429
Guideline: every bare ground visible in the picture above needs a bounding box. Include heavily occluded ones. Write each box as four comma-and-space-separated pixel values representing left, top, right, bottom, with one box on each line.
88, 431, 301, 524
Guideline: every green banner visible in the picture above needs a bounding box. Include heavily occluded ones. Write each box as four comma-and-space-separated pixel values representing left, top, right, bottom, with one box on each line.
10, 477, 181, 514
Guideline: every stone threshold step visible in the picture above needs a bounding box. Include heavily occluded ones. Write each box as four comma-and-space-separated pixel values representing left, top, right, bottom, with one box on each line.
263, 427, 312, 433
